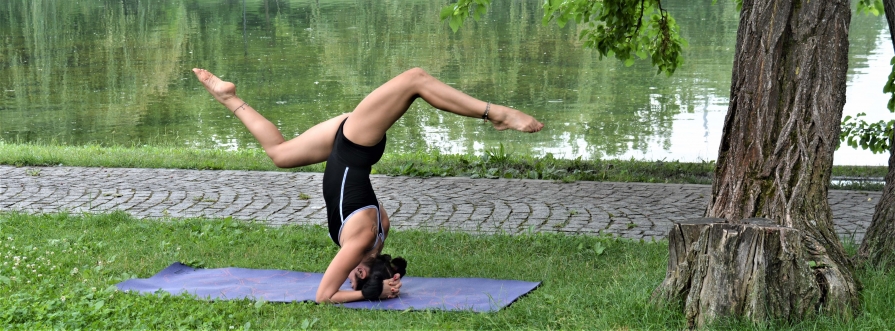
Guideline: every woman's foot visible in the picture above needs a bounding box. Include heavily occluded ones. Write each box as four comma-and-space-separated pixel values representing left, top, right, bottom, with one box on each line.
487, 105, 544, 133
192, 68, 237, 105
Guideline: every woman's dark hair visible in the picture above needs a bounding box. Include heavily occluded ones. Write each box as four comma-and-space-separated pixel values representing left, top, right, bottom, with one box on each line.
357, 254, 407, 301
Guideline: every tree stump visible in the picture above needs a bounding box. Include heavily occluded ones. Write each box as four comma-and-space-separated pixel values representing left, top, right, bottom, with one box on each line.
652, 218, 821, 328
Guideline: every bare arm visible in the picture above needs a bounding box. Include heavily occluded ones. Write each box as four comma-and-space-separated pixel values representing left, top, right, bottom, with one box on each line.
315, 242, 367, 304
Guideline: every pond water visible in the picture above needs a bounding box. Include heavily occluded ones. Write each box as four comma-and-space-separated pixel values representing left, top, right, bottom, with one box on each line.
0, 0, 891, 165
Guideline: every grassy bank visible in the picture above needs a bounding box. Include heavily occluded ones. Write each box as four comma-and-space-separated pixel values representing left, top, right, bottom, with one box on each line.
0, 142, 887, 190
1, 212, 893, 330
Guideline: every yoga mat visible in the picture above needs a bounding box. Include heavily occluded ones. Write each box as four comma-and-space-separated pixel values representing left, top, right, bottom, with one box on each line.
116, 262, 540, 312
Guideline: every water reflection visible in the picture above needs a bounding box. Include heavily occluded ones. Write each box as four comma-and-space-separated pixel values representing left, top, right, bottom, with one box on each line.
0, 0, 890, 165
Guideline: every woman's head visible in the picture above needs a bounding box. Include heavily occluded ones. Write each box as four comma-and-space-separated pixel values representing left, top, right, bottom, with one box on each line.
351, 254, 407, 300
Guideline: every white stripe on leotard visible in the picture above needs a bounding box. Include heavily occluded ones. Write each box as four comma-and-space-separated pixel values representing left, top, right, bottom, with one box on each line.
337, 167, 384, 249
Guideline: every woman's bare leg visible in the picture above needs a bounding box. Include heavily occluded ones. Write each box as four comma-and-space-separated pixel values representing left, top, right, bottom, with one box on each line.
343, 68, 544, 146
192, 68, 344, 168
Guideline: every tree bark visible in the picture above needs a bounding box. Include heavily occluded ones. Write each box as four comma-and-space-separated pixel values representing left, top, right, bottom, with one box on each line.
654, 0, 859, 325
855, 0, 895, 270
653, 218, 720, 303
708, 0, 858, 315
654, 218, 821, 329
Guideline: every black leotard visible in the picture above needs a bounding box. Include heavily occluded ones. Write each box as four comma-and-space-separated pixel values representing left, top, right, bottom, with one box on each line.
322, 118, 386, 250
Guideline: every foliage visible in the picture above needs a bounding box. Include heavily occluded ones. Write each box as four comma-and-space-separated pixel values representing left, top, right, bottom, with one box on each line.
440, 0, 686, 76
840, 113, 895, 154
439, 0, 491, 31
841, 0, 895, 156
857, 0, 885, 16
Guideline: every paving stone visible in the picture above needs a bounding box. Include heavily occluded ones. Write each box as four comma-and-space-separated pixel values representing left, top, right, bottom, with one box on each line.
0, 166, 878, 241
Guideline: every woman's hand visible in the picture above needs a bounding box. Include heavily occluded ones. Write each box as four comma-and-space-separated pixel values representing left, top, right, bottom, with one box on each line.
380, 274, 402, 299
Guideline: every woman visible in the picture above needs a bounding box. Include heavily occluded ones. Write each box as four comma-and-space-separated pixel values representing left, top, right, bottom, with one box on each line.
192, 67, 543, 303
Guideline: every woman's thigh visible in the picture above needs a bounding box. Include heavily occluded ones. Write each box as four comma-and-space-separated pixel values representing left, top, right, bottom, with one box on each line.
267, 113, 349, 168
341, 69, 425, 147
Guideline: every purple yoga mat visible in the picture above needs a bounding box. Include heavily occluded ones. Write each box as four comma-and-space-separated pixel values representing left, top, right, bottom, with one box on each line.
116, 262, 540, 312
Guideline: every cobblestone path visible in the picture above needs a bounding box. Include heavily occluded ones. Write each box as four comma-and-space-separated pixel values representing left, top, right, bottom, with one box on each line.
0, 166, 879, 242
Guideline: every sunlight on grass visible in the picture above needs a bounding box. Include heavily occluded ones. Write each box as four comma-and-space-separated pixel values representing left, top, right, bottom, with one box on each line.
1, 212, 892, 329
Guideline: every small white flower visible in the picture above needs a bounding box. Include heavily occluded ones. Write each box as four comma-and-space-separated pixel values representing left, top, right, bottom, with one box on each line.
61, 296, 66, 302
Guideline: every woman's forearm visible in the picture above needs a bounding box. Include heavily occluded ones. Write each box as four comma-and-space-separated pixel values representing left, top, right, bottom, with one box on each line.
316, 289, 365, 304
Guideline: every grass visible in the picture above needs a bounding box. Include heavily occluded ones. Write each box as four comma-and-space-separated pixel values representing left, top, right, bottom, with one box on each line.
0, 212, 893, 330
0, 141, 887, 190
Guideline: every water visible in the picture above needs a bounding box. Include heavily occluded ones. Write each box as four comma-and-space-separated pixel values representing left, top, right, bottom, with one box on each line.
0, 0, 890, 165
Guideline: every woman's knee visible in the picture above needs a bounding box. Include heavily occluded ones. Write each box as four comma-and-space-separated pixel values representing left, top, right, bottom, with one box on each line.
399, 67, 431, 84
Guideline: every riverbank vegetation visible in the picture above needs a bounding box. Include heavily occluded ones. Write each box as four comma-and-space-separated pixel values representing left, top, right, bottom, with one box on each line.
0, 212, 893, 330
1, 142, 886, 191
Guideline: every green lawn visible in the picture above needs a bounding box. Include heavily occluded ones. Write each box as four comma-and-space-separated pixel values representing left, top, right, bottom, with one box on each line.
1, 212, 893, 330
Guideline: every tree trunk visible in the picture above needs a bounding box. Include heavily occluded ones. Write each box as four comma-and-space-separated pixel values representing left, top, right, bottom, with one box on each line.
654, 0, 859, 326
654, 218, 821, 329
653, 218, 721, 303
855, 0, 895, 270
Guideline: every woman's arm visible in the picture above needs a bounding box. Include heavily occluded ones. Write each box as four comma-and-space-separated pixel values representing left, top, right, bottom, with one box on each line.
376, 203, 391, 256
315, 242, 367, 303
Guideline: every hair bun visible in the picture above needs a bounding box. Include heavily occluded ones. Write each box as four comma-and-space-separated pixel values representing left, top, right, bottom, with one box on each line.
391, 257, 407, 277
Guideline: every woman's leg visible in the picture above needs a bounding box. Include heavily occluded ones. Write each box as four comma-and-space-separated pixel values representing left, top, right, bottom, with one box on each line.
192, 68, 344, 168
343, 68, 544, 147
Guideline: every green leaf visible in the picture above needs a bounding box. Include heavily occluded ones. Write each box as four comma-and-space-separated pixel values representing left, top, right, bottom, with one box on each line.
594, 242, 606, 256
624, 58, 634, 67
450, 15, 463, 32
528, 170, 539, 179
636, 49, 647, 59
439, 6, 455, 20
557, 14, 569, 28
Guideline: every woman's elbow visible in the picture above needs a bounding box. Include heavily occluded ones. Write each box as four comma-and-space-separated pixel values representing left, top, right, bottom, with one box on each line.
271, 157, 292, 168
